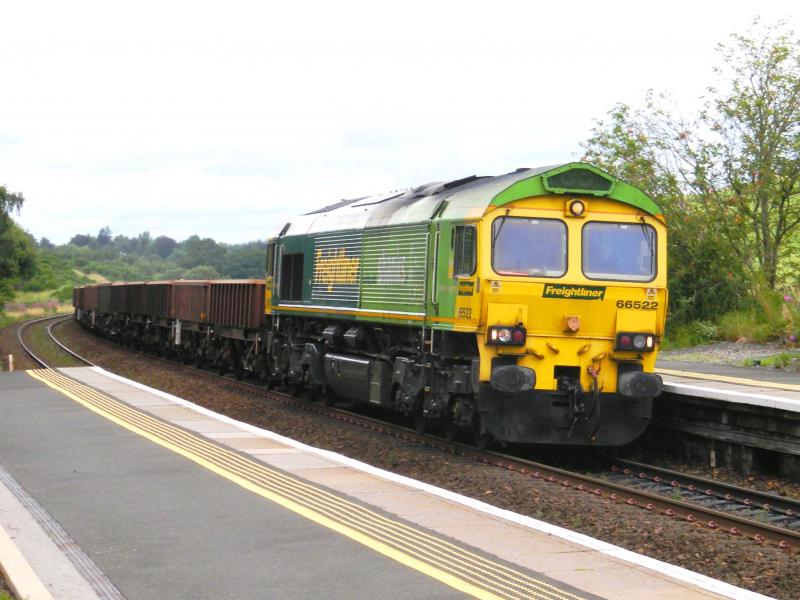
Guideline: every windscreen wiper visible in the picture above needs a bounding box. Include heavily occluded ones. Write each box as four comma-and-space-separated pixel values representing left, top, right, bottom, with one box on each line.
637, 216, 655, 263
492, 209, 511, 248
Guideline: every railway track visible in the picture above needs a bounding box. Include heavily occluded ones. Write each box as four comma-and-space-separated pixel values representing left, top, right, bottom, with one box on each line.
15, 314, 82, 369
25, 316, 800, 551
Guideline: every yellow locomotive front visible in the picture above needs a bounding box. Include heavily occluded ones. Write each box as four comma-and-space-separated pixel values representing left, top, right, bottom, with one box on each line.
472, 193, 667, 445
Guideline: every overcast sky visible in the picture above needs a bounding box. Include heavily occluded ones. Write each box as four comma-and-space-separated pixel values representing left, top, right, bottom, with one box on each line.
2, 1, 798, 244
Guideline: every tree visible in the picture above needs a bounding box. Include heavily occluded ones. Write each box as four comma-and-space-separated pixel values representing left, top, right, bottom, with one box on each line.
174, 235, 228, 272
0, 185, 37, 307
39, 237, 55, 250
182, 265, 221, 280
583, 19, 800, 299
225, 241, 268, 278
135, 231, 152, 255
97, 226, 113, 246
583, 105, 750, 324
69, 233, 95, 247
152, 235, 178, 259
702, 21, 800, 288
0, 185, 24, 215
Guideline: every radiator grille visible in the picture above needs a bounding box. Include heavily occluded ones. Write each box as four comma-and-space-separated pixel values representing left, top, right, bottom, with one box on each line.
546, 168, 613, 193
362, 225, 428, 308
311, 231, 363, 305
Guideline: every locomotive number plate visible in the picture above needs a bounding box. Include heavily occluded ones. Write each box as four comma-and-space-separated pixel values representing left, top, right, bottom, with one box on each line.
616, 300, 659, 310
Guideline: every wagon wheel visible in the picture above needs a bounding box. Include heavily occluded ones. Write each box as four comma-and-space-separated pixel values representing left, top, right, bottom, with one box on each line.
316, 386, 335, 406
413, 405, 428, 434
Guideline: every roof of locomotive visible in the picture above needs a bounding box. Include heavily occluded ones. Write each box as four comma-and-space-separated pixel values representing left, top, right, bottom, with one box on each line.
279, 162, 662, 237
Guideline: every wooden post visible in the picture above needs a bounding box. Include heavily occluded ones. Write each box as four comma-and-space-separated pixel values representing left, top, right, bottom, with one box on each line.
7, 354, 13, 372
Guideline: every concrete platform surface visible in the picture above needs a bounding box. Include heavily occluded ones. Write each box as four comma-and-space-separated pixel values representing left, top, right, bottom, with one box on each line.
657, 359, 800, 413
0, 367, 773, 600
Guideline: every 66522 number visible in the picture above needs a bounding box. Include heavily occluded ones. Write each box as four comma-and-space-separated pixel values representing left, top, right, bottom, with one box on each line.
616, 300, 658, 310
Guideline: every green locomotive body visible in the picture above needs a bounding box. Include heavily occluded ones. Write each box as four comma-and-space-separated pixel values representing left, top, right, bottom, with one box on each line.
75, 162, 667, 447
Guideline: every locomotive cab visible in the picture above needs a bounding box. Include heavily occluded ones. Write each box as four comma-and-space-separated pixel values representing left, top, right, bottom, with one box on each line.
470, 177, 667, 445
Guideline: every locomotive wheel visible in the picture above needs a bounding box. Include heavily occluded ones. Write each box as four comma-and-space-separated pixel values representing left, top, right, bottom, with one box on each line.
317, 386, 335, 406
442, 406, 459, 442
473, 414, 493, 450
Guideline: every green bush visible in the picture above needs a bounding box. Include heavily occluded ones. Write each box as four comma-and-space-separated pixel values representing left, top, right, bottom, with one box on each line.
718, 310, 784, 342
662, 320, 722, 350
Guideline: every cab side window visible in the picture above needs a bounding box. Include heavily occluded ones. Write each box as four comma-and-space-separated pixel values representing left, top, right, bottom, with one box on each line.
265, 243, 276, 278
453, 225, 476, 277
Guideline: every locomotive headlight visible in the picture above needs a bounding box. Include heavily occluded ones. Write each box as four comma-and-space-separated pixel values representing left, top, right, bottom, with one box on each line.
487, 325, 527, 346
615, 332, 656, 352
566, 199, 587, 217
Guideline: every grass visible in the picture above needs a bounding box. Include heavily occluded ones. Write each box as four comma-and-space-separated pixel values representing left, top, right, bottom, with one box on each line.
741, 352, 800, 369
23, 319, 84, 368
717, 310, 784, 343
662, 321, 721, 350
3, 285, 73, 324
4, 304, 72, 319
79, 270, 109, 283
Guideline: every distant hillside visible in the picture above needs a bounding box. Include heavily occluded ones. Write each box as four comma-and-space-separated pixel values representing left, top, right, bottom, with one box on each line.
10, 228, 266, 307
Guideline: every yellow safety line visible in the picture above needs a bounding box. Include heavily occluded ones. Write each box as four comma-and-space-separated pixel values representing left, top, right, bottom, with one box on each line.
657, 367, 800, 392
27, 369, 583, 600
41, 371, 578, 600
38, 376, 552, 600
35, 372, 557, 599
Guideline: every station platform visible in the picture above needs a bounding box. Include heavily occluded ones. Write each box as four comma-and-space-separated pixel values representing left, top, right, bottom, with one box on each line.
656, 359, 800, 413
0, 367, 771, 600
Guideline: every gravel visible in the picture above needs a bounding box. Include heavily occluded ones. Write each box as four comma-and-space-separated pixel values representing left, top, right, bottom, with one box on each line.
0, 320, 39, 371
660, 341, 800, 369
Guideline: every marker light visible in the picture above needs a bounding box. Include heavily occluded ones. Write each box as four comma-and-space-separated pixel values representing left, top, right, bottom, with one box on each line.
487, 325, 527, 346
615, 332, 656, 352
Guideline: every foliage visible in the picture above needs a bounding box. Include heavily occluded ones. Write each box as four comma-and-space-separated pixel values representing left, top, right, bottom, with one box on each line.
183, 265, 221, 279
24, 229, 267, 292
702, 21, 800, 288
583, 104, 750, 325
662, 320, 721, 350
742, 352, 800, 370
0, 184, 24, 214
717, 310, 784, 343
782, 287, 800, 343
582, 19, 800, 324
0, 184, 38, 311
152, 235, 178, 258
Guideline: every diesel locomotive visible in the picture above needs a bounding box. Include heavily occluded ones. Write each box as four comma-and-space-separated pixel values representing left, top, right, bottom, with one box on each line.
74, 162, 666, 447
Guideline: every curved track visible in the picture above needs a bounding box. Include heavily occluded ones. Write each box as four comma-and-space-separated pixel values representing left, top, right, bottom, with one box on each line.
15, 314, 81, 368
36, 318, 800, 551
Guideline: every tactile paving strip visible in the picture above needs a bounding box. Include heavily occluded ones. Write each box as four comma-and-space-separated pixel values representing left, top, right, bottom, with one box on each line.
28, 368, 588, 600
